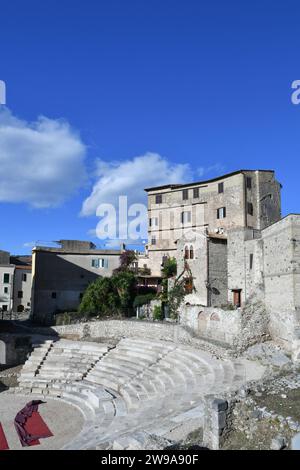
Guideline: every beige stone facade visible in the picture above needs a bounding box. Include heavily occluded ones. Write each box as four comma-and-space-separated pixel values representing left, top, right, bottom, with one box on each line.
144, 170, 281, 278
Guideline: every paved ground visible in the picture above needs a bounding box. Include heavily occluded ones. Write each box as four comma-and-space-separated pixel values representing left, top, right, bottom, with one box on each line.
0, 393, 84, 450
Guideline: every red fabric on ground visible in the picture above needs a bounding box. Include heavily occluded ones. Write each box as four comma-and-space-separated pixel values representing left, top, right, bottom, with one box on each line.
23, 411, 53, 446
0, 423, 9, 451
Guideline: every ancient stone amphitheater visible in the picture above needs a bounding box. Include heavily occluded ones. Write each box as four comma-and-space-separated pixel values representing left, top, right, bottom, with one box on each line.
2, 337, 264, 450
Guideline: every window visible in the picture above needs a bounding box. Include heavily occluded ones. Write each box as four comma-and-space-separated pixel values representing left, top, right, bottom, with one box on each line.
250, 253, 254, 270
232, 289, 242, 308
4, 287, 8, 294
246, 177, 252, 189
151, 235, 156, 245
149, 217, 158, 227
22, 273, 27, 282
184, 246, 189, 259
190, 246, 194, 260
155, 194, 162, 204
193, 187, 199, 198
218, 182, 224, 193
247, 202, 254, 216
92, 258, 107, 268
18, 291, 23, 299
182, 189, 189, 200
181, 211, 191, 224
2, 305, 7, 312
162, 255, 168, 266
217, 207, 226, 219
51, 292, 57, 299
3, 273, 9, 284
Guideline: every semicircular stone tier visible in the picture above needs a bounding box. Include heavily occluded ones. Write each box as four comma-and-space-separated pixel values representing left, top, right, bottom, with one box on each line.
11, 337, 264, 449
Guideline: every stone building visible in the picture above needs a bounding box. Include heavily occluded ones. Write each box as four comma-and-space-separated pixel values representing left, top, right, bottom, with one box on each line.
227, 214, 300, 351
31, 240, 123, 323
142, 169, 281, 306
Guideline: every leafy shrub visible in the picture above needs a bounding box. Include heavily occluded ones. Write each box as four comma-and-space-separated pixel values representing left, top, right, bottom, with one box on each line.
79, 271, 136, 317
162, 257, 177, 278
133, 293, 156, 308
153, 304, 163, 321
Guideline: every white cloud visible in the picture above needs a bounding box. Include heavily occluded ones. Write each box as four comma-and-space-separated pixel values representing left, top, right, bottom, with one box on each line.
81, 153, 226, 246
0, 107, 87, 208
81, 152, 193, 217
197, 163, 226, 178
23, 241, 36, 248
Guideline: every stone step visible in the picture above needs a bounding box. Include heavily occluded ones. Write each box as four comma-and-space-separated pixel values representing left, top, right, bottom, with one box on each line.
86, 373, 121, 391
120, 338, 175, 351
109, 347, 160, 362
89, 363, 138, 381
100, 354, 147, 372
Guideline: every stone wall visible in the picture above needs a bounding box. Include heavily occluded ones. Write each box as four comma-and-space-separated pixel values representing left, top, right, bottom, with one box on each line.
179, 301, 268, 350
175, 228, 208, 306
208, 238, 228, 307
180, 305, 241, 348
227, 215, 300, 352
227, 228, 263, 305
203, 398, 234, 450
262, 215, 300, 350
0, 334, 32, 366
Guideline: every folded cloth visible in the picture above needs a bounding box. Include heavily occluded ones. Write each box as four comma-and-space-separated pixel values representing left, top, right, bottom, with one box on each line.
14, 400, 50, 447
0, 422, 9, 451
24, 411, 53, 446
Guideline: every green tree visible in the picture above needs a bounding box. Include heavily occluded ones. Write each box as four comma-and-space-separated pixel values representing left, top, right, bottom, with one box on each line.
113, 250, 137, 274
78, 277, 119, 317
111, 271, 136, 315
162, 257, 177, 278
79, 271, 137, 317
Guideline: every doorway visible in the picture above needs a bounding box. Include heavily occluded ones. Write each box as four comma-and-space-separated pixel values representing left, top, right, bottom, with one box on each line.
232, 289, 242, 308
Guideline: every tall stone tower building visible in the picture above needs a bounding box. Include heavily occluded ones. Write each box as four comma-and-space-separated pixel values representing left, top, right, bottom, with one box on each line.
144, 170, 281, 279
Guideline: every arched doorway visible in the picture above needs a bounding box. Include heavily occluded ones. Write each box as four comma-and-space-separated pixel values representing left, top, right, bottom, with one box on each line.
0, 340, 6, 364
198, 311, 207, 335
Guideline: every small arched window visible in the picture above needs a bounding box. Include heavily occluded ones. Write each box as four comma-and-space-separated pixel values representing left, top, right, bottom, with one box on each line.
184, 246, 189, 259
189, 245, 194, 259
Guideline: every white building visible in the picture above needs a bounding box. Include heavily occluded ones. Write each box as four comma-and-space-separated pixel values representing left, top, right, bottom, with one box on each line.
0, 251, 32, 314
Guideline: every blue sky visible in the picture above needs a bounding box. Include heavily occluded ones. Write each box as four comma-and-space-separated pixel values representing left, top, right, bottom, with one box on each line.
0, 0, 300, 254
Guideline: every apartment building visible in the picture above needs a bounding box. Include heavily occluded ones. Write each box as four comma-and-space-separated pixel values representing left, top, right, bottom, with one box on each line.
0, 251, 32, 313
31, 240, 123, 324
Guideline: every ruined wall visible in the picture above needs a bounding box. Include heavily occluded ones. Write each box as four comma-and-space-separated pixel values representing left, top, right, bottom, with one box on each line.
179, 300, 268, 350
0, 335, 32, 366
180, 305, 242, 347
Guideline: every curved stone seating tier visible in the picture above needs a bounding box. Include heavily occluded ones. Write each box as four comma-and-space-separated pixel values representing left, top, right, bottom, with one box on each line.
14, 337, 262, 449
